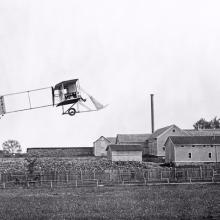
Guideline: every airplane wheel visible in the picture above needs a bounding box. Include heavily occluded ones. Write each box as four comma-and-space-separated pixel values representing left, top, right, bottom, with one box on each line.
68, 108, 76, 116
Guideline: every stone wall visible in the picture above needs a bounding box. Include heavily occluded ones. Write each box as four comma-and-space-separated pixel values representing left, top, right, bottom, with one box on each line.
27, 147, 94, 157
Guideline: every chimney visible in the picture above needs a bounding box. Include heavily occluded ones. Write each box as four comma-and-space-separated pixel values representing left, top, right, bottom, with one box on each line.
150, 94, 155, 133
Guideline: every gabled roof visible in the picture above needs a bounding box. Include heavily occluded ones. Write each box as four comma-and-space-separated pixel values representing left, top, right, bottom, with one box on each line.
106, 144, 142, 151
116, 134, 151, 143
106, 137, 116, 144
168, 136, 220, 145
93, 136, 111, 143
184, 129, 220, 136
149, 125, 174, 139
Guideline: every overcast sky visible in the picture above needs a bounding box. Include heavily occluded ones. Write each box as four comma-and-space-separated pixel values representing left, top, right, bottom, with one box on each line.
1, 0, 220, 151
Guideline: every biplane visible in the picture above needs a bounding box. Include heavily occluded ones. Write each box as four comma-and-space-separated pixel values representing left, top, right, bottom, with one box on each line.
0, 79, 107, 117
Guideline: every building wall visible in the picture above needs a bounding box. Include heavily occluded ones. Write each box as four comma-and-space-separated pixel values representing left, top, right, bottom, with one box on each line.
157, 126, 187, 157
142, 142, 149, 155
93, 137, 110, 156
27, 147, 93, 157
165, 139, 175, 163
107, 148, 112, 160
148, 140, 157, 155
0, 151, 4, 158
111, 151, 142, 162
174, 145, 220, 164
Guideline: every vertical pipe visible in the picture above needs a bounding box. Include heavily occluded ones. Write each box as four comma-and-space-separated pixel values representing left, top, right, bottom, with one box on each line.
150, 94, 155, 133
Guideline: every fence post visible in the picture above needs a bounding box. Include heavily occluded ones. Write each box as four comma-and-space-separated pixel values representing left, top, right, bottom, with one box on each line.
80, 169, 82, 181
160, 171, 163, 180
75, 180, 78, 188
66, 172, 69, 183
200, 166, 202, 179
96, 179, 99, 187
212, 169, 215, 182
2, 182, 5, 189
142, 171, 145, 181
40, 172, 42, 186
174, 168, 177, 181
50, 181, 53, 189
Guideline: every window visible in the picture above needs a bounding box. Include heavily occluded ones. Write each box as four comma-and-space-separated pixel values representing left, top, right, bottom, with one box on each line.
188, 153, 192, 158
203, 145, 206, 147
209, 153, 212, 158
162, 147, 165, 151
211, 145, 213, 147
172, 129, 175, 132
192, 145, 195, 147
181, 145, 184, 147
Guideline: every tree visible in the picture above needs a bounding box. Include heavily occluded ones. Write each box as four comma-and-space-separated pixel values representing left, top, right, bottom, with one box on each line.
25, 156, 38, 174
210, 116, 220, 129
193, 117, 220, 130
2, 140, 22, 155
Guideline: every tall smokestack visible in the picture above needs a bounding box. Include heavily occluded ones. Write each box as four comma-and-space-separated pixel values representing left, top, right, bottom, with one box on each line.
150, 94, 155, 133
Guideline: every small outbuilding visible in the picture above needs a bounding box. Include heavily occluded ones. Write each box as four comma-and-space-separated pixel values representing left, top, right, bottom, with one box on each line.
165, 136, 220, 165
106, 144, 142, 162
116, 134, 150, 155
93, 136, 116, 156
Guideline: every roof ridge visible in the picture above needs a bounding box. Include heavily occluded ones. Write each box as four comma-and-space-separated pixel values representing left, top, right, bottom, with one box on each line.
149, 124, 177, 139
169, 135, 220, 145
116, 133, 150, 135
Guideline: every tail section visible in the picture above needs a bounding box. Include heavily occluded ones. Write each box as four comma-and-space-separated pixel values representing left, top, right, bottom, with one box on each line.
89, 95, 105, 110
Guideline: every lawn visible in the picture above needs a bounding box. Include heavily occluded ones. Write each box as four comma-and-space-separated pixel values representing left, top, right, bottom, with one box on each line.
0, 184, 219, 220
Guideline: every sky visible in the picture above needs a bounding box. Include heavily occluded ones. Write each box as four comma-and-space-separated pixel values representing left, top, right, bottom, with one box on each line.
1, 0, 220, 151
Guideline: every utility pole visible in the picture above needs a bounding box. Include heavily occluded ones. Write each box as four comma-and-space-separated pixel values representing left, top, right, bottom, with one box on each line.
150, 94, 155, 133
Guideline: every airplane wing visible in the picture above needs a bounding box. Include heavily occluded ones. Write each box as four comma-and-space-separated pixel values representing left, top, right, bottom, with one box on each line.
0, 87, 54, 115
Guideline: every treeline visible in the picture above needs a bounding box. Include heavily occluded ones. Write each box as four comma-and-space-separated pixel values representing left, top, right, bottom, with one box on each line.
193, 117, 220, 130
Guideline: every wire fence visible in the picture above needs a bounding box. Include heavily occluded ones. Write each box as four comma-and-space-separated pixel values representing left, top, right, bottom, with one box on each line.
0, 167, 219, 189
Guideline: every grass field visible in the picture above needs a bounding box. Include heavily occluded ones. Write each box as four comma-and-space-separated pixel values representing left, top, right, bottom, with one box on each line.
0, 184, 219, 220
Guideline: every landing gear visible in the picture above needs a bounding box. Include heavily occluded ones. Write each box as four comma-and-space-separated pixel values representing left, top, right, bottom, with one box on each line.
68, 108, 76, 116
